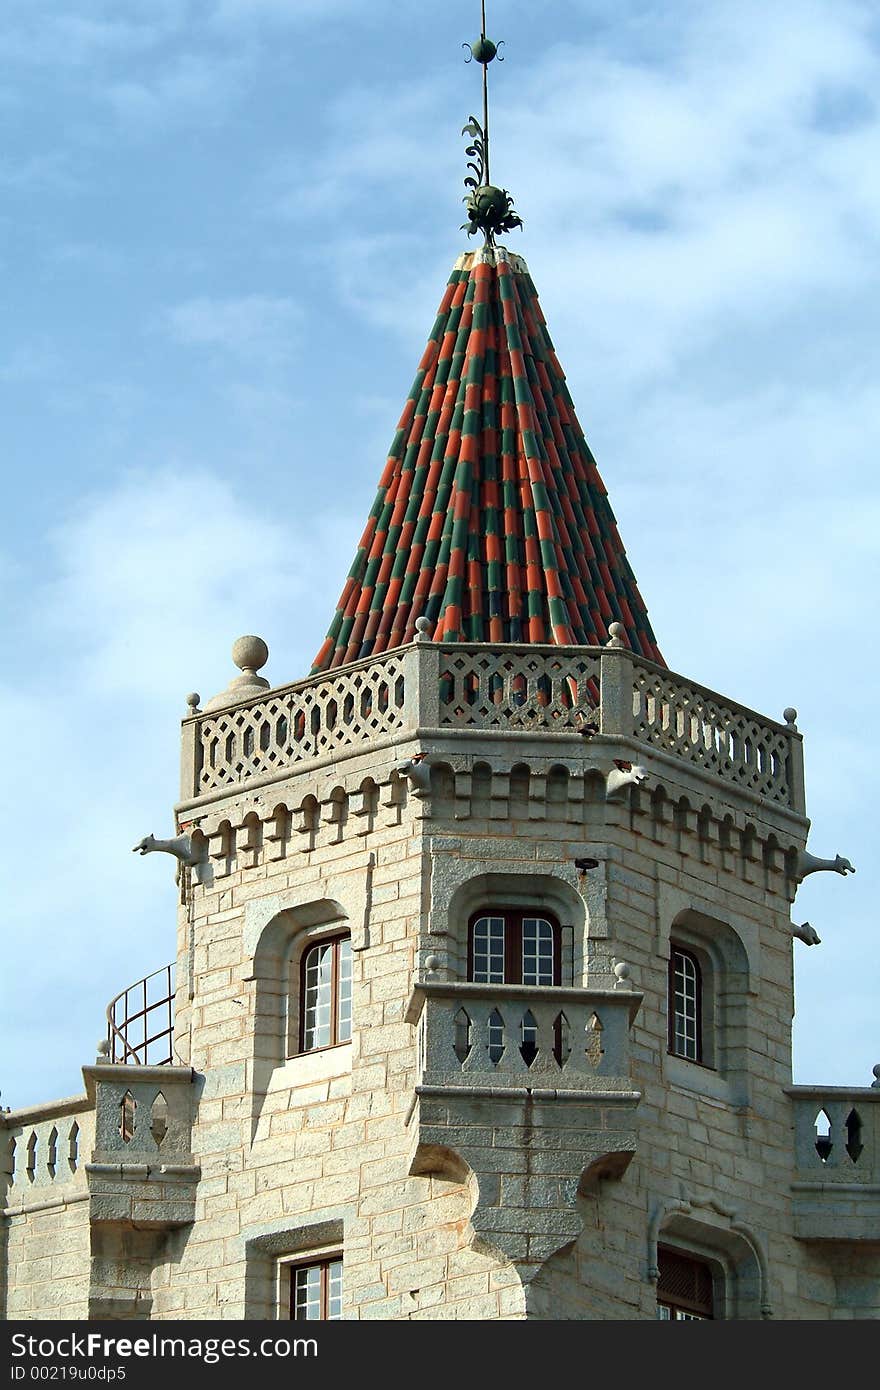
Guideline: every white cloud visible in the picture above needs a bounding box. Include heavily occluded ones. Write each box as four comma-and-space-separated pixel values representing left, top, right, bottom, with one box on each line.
163, 294, 303, 365
105, 51, 253, 131
0, 1, 181, 67
43, 467, 353, 698
259, 0, 880, 387
0, 466, 360, 1106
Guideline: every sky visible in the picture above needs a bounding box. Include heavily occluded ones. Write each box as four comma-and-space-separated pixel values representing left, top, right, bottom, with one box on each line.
1, 0, 877, 1108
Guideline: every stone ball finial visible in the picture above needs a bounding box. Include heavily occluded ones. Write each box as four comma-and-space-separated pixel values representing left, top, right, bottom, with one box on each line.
185, 692, 201, 715
783, 707, 798, 728
613, 960, 632, 989
872, 1064, 880, 1089
424, 954, 441, 976
232, 635, 269, 675
414, 616, 432, 643
203, 635, 271, 711
606, 622, 626, 649
96, 1038, 110, 1060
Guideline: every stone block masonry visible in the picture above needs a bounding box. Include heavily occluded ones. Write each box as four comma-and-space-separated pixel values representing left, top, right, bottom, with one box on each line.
2, 640, 871, 1321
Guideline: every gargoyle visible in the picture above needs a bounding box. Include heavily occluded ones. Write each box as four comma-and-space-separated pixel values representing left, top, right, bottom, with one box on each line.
792, 921, 821, 946
794, 850, 855, 882
133, 832, 201, 868
394, 758, 431, 796
605, 764, 648, 800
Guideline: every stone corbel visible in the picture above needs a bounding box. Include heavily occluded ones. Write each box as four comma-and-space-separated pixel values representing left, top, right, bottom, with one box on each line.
453, 769, 472, 821
528, 771, 547, 821
292, 804, 316, 842
264, 806, 289, 862
488, 769, 509, 820
718, 819, 735, 875
237, 814, 261, 870
674, 801, 696, 855
379, 772, 405, 827
208, 822, 234, 879
697, 807, 716, 865
348, 787, 374, 837
566, 772, 587, 825
321, 793, 346, 841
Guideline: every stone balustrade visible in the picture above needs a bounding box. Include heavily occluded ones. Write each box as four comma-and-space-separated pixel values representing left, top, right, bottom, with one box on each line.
406, 981, 642, 1092
1, 1096, 93, 1214
787, 1085, 880, 1241
83, 1064, 198, 1229
179, 640, 804, 814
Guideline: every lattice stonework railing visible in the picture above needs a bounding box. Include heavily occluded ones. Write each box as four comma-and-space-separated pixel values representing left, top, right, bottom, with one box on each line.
194, 652, 407, 794
179, 641, 805, 814
436, 646, 602, 730
630, 665, 794, 806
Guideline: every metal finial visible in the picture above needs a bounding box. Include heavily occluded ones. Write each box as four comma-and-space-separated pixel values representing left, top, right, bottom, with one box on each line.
461, 1, 522, 245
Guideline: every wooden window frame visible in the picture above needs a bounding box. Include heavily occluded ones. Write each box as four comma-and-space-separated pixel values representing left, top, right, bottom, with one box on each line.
467, 909, 561, 986
299, 933, 352, 1054
668, 944, 703, 1063
288, 1254, 343, 1321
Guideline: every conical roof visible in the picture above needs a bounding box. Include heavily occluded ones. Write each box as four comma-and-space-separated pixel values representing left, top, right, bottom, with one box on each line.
312, 245, 663, 672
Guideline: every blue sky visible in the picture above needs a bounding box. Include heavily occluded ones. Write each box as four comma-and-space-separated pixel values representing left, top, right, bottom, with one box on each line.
1, 0, 877, 1107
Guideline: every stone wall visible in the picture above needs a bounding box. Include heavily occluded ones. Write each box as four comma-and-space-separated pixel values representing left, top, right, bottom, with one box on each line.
2, 699, 873, 1320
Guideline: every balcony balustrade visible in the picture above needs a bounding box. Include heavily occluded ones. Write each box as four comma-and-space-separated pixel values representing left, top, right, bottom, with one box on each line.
178, 639, 804, 815
787, 1085, 880, 1241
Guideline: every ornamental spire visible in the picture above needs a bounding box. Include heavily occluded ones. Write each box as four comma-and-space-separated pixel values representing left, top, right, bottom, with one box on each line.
461, 1, 522, 245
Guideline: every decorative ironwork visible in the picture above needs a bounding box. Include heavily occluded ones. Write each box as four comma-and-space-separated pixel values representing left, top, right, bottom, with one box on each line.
460, 1, 522, 244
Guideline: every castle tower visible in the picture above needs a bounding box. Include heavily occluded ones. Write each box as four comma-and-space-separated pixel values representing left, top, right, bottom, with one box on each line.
2, 17, 876, 1325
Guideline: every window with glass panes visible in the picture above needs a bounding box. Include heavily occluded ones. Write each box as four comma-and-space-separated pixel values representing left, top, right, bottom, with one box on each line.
290, 1257, 342, 1320
300, 935, 351, 1052
668, 945, 701, 1062
656, 1246, 714, 1319
468, 911, 560, 986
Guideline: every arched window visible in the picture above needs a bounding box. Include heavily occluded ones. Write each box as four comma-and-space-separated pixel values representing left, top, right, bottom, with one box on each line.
669, 945, 702, 1062
656, 1246, 715, 1320
468, 911, 560, 986
300, 934, 352, 1052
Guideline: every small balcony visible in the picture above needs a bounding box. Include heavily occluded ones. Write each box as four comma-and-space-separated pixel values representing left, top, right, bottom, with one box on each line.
788, 1085, 880, 1241
406, 980, 642, 1094
404, 981, 643, 1272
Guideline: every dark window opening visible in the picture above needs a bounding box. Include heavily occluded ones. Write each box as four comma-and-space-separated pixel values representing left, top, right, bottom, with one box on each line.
656, 1246, 714, 1320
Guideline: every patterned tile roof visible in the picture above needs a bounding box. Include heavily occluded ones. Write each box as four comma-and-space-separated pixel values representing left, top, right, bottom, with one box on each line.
312, 246, 663, 671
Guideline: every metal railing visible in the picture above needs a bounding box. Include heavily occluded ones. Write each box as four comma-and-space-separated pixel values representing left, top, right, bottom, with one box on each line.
106, 964, 175, 1065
